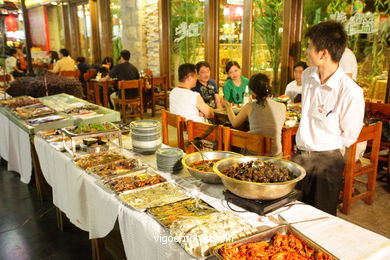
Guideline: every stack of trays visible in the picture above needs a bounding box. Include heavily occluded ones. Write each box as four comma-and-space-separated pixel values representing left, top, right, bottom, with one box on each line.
130, 120, 161, 154
156, 148, 183, 173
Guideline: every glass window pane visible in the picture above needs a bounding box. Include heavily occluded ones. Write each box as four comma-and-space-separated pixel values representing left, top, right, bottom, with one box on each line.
77, 4, 93, 63
110, 0, 122, 63
251, 0, 284, 94
302, 0, 389, 102
170, 0, 205, 86
219, 0, 244, 85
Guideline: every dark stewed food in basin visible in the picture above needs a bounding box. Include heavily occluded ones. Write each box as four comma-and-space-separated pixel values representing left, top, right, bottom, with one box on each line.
221, 160, 294, 183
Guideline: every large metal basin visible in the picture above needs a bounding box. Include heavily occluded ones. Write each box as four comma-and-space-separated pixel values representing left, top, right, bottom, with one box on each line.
213, 156, 306, 200
182, 151, 241, 184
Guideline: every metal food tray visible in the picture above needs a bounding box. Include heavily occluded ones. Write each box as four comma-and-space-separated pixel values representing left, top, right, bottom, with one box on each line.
86, 158, 145, 179
73, 151, 127, 169
116, 182, 189, 212
61, 123, 122, 159
147, 198, 217, 231
101, 167, 166, 194
213, 224, 338, 260
61, 122, 119, 137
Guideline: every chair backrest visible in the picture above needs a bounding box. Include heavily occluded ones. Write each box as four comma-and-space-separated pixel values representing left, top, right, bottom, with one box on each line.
84, 69, 97, 81
152, 76, 168, 92
186, 120, 223, 153
161, 109, 185, 149
223, 126, 272, 155
0, 74, 11, 83
117, 79, 144, 102
59, 70, 80, 79
366, 102, 390, 117
345, 121, 383, 172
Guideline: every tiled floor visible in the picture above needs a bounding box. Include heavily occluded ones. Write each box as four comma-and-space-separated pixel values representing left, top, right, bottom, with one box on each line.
1, 109, 389, 259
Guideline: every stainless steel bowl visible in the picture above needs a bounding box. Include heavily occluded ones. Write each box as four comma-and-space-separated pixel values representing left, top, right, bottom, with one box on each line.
182, 151, 242, 184
213, 156, 306, 200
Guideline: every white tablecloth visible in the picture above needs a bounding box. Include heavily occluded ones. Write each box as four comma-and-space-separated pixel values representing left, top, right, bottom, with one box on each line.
0, 114, 32, 183
34, 136, 119, 238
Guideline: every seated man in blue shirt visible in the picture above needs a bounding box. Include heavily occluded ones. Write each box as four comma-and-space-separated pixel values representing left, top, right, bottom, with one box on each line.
191, 61, 222, 109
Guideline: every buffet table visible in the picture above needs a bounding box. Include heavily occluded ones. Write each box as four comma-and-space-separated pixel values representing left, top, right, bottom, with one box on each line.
33, 134, 390, 260
0, 94, 120, 185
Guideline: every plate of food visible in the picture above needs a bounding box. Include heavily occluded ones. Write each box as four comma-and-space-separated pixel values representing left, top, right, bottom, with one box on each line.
62, 122, 119, 137
26, 115, 66, 126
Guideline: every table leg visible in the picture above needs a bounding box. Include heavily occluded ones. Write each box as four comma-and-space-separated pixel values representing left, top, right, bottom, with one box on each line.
103, 84, 109, 108
55, 207, 65, 232
30, 138, 51, 201
91, 238, 105, 260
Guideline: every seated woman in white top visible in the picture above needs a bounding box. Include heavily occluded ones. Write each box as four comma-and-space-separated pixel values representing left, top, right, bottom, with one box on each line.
284, 61, 307, 103
224, 73, 286, 156
169, 63, 214, 123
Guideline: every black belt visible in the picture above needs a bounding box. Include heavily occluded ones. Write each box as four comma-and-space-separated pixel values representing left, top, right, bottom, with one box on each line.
297, 149, 340, 157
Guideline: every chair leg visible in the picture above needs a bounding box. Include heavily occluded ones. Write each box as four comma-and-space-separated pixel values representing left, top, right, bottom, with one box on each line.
152, 98, 156, 117
363, 167, 378, 205
341, 172, 354, 215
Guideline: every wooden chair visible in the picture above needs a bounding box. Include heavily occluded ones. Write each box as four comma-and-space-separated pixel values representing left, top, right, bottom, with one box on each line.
84, 69, 97, 103
114, 79, 144, 122
223, 126, 272, 155
142, 68, 153, 113
161, 109, 185, 150
93, 80, 115, 107
186, 120, 223, 153
0, 74, 12, 89
341, 121, 382, 215
365, 102, 390, 180
151, 76, 169, 117
59, 70, 80, 79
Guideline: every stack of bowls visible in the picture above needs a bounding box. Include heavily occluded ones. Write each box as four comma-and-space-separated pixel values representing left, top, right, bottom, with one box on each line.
130, 120, 161, 154
156, 148, 184, 173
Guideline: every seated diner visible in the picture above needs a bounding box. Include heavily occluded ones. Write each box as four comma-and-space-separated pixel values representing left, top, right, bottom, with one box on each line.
223, 73, 286, 156
169, 63, 214, 122
223, 61, 250, 105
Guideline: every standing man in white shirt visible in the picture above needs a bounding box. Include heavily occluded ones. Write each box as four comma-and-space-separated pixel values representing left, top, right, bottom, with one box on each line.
293, 21, 365, 215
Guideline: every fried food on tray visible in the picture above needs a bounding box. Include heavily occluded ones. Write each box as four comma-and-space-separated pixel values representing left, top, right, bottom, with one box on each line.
0, 96, 40, 108
75, 152, 126, 169
87, 159, 141, 177
105, 173, 166, 192
13, 105, 55, 119
219, 233, 334, 260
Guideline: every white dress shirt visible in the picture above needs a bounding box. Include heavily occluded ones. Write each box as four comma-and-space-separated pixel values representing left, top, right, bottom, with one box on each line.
169, 87, 205, 123
296, 66, 364, 151
285, 80, 302, 101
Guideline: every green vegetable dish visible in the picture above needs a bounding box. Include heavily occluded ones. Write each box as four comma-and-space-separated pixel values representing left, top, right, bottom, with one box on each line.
73, 123, 116, 134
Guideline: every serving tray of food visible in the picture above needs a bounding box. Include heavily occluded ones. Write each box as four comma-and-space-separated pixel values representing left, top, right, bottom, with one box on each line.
118, 182, 189, 212
62, 122, 119, 137
26, 114, 67, 126
86, 158, 144, 178
102, 168, 166, 193
169, 211, 258, 258
74, 152, 127, 169
147, 198, 217, 230
0, 96, 40, 109
213, 224, 337, 260
13, 104, 56, 119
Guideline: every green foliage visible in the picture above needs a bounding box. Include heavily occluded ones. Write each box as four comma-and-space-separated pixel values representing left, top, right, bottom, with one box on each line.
113, 37, 123, 64
253, 0, 283, 95
327, 0, 347, 14
170, 0, 203, 64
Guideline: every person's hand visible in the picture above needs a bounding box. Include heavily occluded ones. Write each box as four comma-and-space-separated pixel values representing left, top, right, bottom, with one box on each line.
222, 99, 231, 109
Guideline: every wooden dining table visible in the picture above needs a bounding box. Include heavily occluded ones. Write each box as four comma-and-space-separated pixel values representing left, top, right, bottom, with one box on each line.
213, 107, 299, 159
91, 79, 117, 108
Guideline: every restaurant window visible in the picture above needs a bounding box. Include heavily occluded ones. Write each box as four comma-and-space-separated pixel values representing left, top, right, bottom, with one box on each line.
251, 0, 284, 94
170, 0, 205, 86
110, 0, 122, 63
219, 0, 244, 85
302, 0, 389, 102
77, 4, 93, 63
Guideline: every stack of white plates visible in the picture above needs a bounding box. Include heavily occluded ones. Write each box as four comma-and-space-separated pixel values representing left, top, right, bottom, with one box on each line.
156, 148, 183, 173
130, 120, 161, 154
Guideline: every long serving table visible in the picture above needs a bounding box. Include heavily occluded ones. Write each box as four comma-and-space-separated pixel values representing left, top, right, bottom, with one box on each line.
33, 135, 390, 260
0, 94, 120, 188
